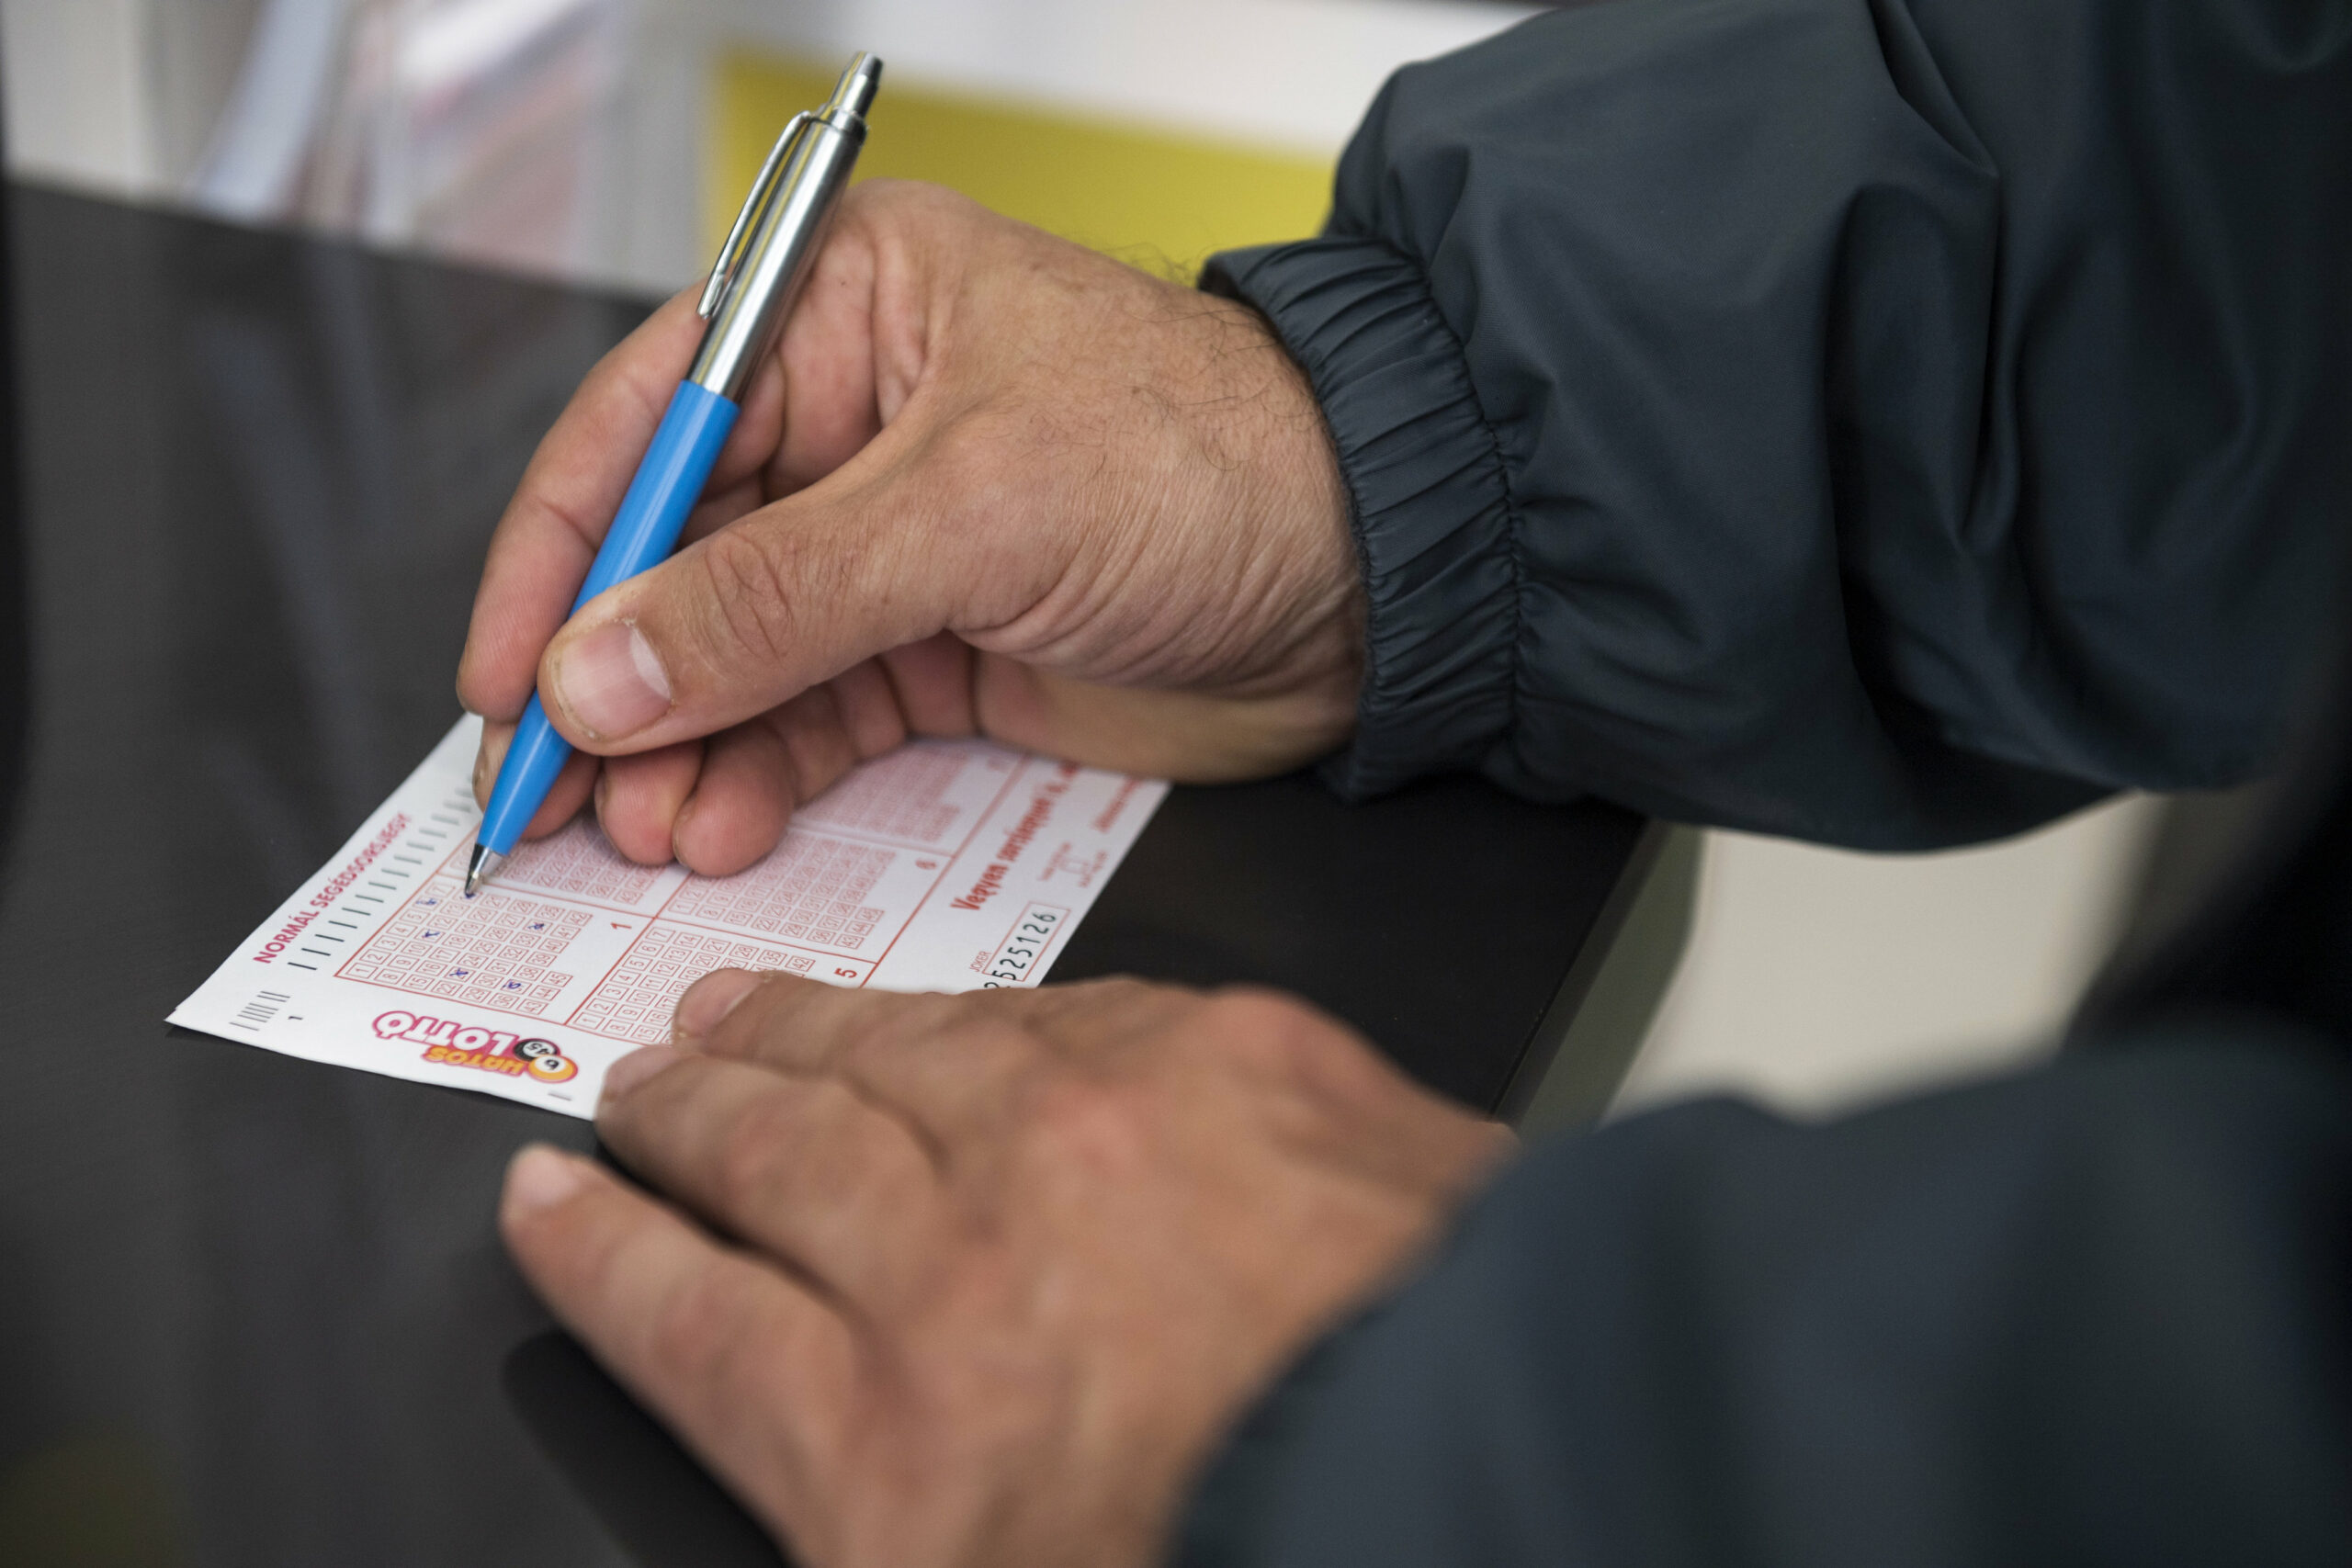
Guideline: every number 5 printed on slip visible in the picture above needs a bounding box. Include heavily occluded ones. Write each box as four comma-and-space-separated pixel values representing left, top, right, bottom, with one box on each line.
173, 716, 1167, 1116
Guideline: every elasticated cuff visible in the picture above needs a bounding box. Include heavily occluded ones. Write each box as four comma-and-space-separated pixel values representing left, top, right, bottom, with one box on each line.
1203, 236, 1520, 799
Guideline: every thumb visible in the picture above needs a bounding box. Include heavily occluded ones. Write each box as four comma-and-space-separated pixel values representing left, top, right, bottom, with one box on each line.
534, 466, 969, 754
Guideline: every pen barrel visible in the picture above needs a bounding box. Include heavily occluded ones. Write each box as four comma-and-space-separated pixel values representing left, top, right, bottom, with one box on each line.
476, 693, 571, 857
687, 110, 866, 400
477, 381, 741, 857
571, 381, 741, 610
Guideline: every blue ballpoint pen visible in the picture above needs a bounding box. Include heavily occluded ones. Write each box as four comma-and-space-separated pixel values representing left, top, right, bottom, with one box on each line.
467, 52, 882, 897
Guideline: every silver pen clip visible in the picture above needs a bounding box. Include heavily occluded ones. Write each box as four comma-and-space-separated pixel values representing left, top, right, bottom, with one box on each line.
697, 110, 812, 321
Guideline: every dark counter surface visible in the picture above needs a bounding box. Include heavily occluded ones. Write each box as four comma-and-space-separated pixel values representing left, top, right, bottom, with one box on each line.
0, 186, 1645, 1566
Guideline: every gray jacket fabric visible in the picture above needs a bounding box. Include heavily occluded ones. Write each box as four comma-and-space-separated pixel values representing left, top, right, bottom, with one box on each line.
1205, 0, 2350, 849
1175, 3, 2352, 1564
1175, 620, 2352, 1568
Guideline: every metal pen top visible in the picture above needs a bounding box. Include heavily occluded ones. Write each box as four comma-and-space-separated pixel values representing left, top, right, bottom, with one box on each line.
687, 52, 883, 401
828, 51, 883, 120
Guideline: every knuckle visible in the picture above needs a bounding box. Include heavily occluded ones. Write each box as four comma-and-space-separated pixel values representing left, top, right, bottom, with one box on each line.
1200, 987, 1347, 1076
1082, 975, 1164, 1009
1202, 986, 1317, 1042
922, 1002, 1021, 1046
713, 1091, 806, 1211
1023, 1071, 1150, 1168
645, 1263, 753, 1389
693, 525, 806, 673
922, 1015, 1035, 1079
1027, 973, 1155, 1022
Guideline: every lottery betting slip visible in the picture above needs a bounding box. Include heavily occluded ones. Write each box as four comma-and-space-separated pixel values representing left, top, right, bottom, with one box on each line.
173, 716, 1167, 1117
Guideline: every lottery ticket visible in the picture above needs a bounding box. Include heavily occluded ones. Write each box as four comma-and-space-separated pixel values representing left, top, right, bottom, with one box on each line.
172, 716, 1167, 1116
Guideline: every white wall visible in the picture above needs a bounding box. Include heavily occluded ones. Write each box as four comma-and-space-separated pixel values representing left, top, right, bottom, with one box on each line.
1617, 796, 2165, 1119
1, 0, 160, 193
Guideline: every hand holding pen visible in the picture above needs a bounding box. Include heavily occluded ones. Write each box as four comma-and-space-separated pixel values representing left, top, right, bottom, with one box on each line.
455, 69, 1363, 888
465, 53, 884, 895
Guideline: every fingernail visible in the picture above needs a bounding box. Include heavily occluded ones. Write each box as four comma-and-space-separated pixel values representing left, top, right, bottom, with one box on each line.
598, 1044, 681, 1109
553, 621, 672, 740
674, 969, 763, 1042
504, 1144, 591, 1216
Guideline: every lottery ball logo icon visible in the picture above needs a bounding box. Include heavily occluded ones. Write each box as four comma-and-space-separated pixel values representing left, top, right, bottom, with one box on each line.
515, 1038, 578, 1084
377, 1010, 579, 1086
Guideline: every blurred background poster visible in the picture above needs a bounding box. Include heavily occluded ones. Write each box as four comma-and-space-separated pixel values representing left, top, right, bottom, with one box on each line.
8, 0, 629, 279
0, 0, 1536, 289
210, 0, 625, 277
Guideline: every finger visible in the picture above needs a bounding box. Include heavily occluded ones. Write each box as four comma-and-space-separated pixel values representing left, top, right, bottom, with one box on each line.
594, 1048, 946, 1308
672, 972, 1178, 1147
678, 970, 1179, 1070
498, 1145, 853, 1539
675, 970, 971, 1070
673, 974, 1046, 1147
820, 658, 916, 761
879, 633, 979, 738
458, 291, 703, 721
765, 680, 865, 807
534, 411, 1057, 753
668, 669, 905, 875
989, 975, 1201, 1056
456, 291, 788, 722
662, 662, 912, 877
472, 716, 600, 838
768, 666, 914, 807
672, 719, 797, 876
594, 739, 705, 864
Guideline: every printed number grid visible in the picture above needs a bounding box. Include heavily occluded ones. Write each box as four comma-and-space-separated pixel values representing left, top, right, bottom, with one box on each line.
573, 927, 817, 1043
339, 878, 582, 1017
496, 817, 666, 906
664, 834, 893, 950
794, 746, 966, 845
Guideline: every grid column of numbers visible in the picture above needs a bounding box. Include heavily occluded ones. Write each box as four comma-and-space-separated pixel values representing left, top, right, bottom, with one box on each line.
339, 878, 582, 1017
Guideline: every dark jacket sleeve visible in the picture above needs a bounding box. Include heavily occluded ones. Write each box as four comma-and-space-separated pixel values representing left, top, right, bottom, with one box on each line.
1173, 1027, 2352, 1567
1203, 0, 2352, 848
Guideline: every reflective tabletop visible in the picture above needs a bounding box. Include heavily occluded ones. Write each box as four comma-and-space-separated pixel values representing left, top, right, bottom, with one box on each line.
0, 186, 1645, 1566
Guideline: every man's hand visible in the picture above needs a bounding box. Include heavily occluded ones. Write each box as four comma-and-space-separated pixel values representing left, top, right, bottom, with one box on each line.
499, 972, 1510, 1568
457, 181, 1359, 874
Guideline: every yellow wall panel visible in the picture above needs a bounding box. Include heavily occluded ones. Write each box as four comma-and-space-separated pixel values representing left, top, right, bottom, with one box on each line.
713, 51, 1334, 279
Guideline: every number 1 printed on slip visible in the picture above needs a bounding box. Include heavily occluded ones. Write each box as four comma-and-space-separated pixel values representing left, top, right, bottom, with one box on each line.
172, 716, 1167, 1117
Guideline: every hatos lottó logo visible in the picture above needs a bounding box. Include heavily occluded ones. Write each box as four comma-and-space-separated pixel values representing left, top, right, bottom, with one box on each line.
373, 1010, 578, 1085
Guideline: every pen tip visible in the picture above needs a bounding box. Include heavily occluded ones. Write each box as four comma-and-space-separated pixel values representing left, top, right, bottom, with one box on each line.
831, 51, 882, 118
465, 843, 504, 898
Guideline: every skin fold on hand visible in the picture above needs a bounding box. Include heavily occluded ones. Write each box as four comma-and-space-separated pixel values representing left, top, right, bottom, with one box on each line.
499, 971, 1512, 1568
456, 180, 1362, 876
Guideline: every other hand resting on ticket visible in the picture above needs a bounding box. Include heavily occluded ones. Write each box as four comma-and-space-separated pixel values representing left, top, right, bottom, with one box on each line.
457, 180, 1360, 875
500, 970, 1510, 1568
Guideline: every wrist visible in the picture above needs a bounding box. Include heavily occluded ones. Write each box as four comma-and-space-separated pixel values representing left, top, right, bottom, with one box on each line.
1203, 235, 1520, 799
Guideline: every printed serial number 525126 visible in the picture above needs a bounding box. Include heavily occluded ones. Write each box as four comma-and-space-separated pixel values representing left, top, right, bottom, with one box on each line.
980, 903, 1070, 988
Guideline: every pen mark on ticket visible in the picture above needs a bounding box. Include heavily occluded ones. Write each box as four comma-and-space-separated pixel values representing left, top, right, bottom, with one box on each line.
172, 716, 1165, 1117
